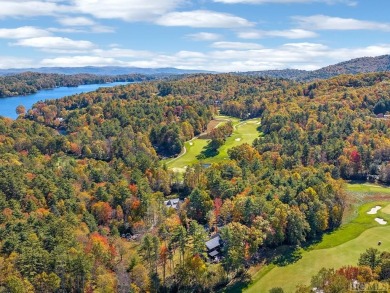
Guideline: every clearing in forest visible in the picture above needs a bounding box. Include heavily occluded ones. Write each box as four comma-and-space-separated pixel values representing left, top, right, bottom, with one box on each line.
244, 183, 390, 293
164, 116, 261, 170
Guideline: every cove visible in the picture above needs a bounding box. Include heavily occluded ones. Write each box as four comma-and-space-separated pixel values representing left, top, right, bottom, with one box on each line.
0, 81, 131, 119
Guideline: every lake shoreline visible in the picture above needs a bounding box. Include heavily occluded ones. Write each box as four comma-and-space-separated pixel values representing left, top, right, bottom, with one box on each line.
0, 81, 132, 120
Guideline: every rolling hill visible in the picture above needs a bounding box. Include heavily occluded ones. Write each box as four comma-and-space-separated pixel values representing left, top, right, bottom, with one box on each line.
0, 66, 213, 76
243, 54, 390, 81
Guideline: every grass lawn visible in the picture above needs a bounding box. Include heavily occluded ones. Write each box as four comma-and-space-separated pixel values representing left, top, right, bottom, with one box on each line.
382, 204, 390, 214
346, 182, 390, 195
205, 119, 261, 164
247, 224, 390, 292
313, 201, 390, 250
165, 116, 261, 171
164, 138, 209, 170
246, 201, 390, 293
244, 184, 390, 293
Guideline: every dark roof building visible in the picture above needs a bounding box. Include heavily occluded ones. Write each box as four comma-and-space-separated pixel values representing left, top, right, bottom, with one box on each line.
205, 235, 222, 259
205, 235, 221, 251
164, 198, 181, 210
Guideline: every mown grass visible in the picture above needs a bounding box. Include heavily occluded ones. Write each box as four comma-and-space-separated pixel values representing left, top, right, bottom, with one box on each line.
164, 139, 209, 170
244, 183, 390, 293
162, 116, 260, 172
347, 182, 390, 195
245, 201, 390, 293
313, 201, 390, 250
246, 223, 390, 292
204, 119, 261, 164
165, 116, 261, 171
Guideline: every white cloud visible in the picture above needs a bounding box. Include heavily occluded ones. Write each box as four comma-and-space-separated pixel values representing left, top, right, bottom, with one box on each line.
212, 41, 263, 49
294, 15, 390, 31
0, 1, 68, 18
72, 0, 184, 22
93, 48, 154, 58
156, 10, 255, 28
12, 37, 95, 51
91, 26, 115, 33
186, 32, 222, 41
0, 26, 51, 39
237, 28, 317, 39
41, 56, 123, 67
56, 17, 114, 33
175, 51, 207, 58
57, 16, 95, 26
213, 0, 356, 5
48, 27, 87, 33
29, 43, 390, 72
0, 56, 35, 69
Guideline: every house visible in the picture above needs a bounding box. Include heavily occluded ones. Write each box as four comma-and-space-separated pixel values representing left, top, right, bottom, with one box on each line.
205, 234, 222, 259
164, 198, 181, 210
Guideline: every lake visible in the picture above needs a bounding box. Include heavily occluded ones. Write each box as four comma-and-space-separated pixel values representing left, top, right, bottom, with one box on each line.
0, 81, 131, 119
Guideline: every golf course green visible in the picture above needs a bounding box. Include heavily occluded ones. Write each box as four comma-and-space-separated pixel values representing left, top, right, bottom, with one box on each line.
245, 183, 390, 293
164, 116, 261, 172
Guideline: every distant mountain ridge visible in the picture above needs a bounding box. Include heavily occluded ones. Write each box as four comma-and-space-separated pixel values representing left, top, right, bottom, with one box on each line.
1, 55, 390, 80
242, 55, 390, 81
0, 66, 213, 76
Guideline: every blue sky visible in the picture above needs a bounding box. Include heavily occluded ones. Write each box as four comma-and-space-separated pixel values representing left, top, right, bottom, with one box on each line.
0, 0, 389, 71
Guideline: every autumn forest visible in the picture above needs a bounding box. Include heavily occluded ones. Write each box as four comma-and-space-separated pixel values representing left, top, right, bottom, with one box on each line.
1, 71, 390, 292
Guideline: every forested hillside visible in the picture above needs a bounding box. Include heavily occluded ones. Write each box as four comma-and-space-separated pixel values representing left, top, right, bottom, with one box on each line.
0, 72, 154, 98
0, 66, 212, 76
245, 54, 390, 81
1, 73, 390, 292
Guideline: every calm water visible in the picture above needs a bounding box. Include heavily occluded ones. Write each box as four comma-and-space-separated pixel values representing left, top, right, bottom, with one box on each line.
0, 81, 131, 119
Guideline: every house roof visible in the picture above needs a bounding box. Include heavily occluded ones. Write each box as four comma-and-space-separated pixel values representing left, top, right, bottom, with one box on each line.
205, 235, 221, 250
209, 250, 219, 257
164, 198, 181, 209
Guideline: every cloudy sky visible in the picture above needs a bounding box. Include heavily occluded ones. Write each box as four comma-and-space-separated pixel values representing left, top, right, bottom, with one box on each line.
0, 0, 389, 71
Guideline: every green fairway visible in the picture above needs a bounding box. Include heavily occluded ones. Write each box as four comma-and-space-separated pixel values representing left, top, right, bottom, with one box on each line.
166, 139, 209, 171
205, 119, 261, 164
346, 182, 390, 195
382, 204, 390, 214
247, 224, 390, 293
246, 199, 390, 293
165, 116, 261, 170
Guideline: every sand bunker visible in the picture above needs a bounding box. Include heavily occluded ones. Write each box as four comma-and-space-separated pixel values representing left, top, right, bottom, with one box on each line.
375, 218, 387, 225
367, 206, 382, 214
235, 138, 241, 141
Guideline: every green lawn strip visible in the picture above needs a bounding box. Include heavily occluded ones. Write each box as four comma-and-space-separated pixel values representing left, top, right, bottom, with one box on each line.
166, 117, 261, 170
245, 200, 390, 293
313, 201, 390, 250
164, 139, 209, 170
246, 225, 390, 293
347, 183, 390, 194
342, 183, 390, 224
204, 119, 261, 164
382, 204, 390, 214
215, 115, 241, 124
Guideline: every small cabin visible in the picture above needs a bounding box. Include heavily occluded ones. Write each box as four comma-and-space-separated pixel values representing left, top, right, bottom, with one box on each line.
164, 198, 181, 210
205, 235, 222, 259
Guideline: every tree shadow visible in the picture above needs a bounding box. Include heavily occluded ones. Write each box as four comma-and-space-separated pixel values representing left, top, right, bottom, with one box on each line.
196, 141, 219, 160
272, 247, 302, 266
218, 271, 252, 293
261, 246, 303, 267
